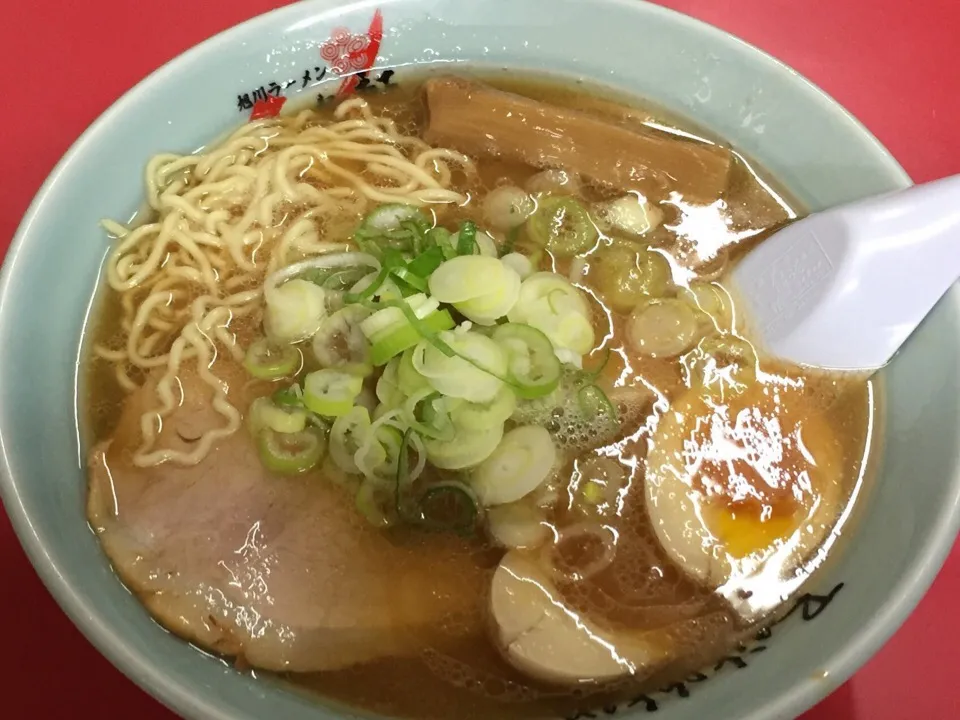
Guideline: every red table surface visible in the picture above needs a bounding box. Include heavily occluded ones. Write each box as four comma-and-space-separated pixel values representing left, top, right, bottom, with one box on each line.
1, 0, 958, 717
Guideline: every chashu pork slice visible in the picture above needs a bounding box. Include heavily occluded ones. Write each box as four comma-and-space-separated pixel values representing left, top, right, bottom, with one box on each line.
87, 363, 486, 673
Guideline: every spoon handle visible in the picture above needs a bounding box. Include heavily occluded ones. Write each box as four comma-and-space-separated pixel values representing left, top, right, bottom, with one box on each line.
731, 173, 960, 370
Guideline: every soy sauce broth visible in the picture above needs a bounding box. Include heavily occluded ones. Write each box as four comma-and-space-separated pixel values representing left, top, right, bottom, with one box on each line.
84, 71, 880, 720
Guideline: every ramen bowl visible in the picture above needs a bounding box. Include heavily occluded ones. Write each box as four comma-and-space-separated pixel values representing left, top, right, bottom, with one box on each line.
1, 0, 958, 719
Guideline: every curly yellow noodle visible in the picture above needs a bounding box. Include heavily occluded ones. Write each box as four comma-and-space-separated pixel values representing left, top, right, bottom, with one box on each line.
95, 98, 475, 467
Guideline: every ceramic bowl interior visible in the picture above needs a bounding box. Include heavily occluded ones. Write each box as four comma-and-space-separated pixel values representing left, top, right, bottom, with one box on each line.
2, 1, 958, 720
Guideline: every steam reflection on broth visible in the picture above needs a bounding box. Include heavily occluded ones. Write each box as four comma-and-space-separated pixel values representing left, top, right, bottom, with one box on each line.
83, 72, 878, 720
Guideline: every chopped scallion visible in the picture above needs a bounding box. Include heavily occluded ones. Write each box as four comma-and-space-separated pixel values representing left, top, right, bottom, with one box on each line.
457, 221, 478, 255
417, 481, 480, 534
406, 245, 445, 278
256, 427, 326, 475
243, 339, 301, 380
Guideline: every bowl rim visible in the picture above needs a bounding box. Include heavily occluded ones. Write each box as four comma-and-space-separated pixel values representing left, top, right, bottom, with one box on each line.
2, 2, 955, 720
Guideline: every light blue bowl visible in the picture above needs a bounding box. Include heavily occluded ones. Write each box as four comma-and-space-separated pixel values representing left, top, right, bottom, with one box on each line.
1, 1, 957, 719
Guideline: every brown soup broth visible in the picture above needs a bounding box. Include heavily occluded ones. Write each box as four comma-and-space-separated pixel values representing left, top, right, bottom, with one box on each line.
84, 71, 879, 720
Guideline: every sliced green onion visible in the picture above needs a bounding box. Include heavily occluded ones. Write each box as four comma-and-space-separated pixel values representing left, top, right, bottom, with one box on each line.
375, 358, 405, 408
422, 396, 460, 437
265, 252, 380, 292
398, 283, 420, 299
472, 425, 557, 505
372, 403, 395, 422
263, 279, 328, 344
487, 503, 550, 549
403, 389, 457, 441
583, 347, 612, 380
525, 195, 599, 256
596, 194, 662, 237
368, 298, 458, 360
475, 231, 499, 257
355, 477, 395, 527
360, 294, 438, 339
306, 413, 334, 432
627, 297, 700, 358
416, 481, 480, 534
698, 333, 757, 366
354, 206, 431, 261
578, 384, 617, 424
354, 432, 388, 477
272, 384, 304, 409
691, 333, 759, 385
372, 425, 405, 480
325, 267, 371, 290
582, 480, 606, 505
426, 227, 452, 246
352, 234, 378, 258
380, 247, 407, 268
427, 254, 523, 325
312, 306, 371, 369
457, 221, 478, 255
300, 267, 334, 286
507, 272, 596, 356
428, 255, 507, 304
303, 368, 364, 417
338, 362, 374, 378
330, 407, 403, 481
345, 267, 390, 304
394, 427, 417, 521
407, 223, 427, 256
369, 309, 455, 366
379, 247, 413, 289
454, 264, 522, 326
423, 227, 455, 259
361, 204, 429, 234
406, 245, 446, 278
424, 421, 504, 470
350, 409, 405, 481
483, 186, 536, 232
397, 348, 432, 396
243, 339, 301, 380
451, 387, 516, 431
682, 281, 731, 326
413, 330, 507, 404
391, 213, 428, 239
492, 323, 562, 399
329, 406, 373, 474
257, 427, 326, 475
390, 266, 428, 292
301, 266, 371, 291
500, 251, 534, 280
248, 396, 307, 435
595, 246, 672, 312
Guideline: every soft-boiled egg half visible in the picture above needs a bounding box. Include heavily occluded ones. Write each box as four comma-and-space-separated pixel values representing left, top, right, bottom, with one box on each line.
645, 378, 846, 617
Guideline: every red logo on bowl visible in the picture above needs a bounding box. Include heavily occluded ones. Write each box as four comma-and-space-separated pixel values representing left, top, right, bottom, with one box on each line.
240, 9, 385, 120
250, 94, 287, 120
320, 9, 384, 96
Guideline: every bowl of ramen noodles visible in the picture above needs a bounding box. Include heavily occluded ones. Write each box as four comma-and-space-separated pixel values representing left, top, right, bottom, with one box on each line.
2, 1, 959, 719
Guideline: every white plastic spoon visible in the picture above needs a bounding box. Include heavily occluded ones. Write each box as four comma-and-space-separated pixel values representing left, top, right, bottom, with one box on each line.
730, 173, 960, 371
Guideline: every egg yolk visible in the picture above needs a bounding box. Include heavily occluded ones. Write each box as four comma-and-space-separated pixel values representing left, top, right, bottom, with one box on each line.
678, 382, 840, 560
